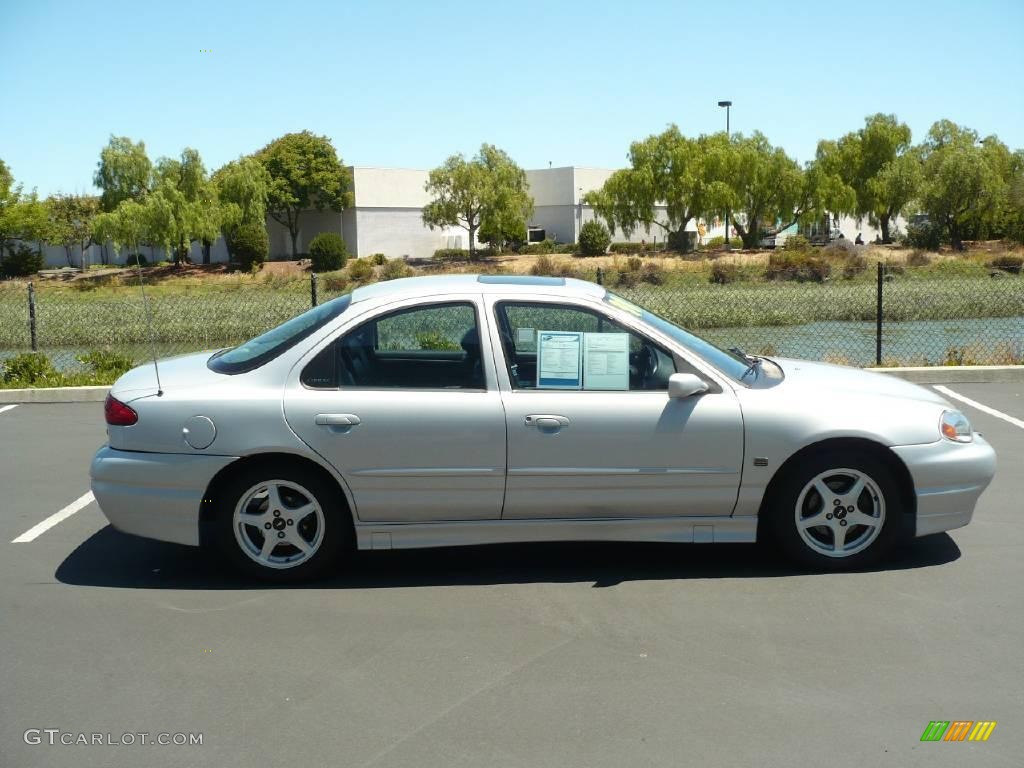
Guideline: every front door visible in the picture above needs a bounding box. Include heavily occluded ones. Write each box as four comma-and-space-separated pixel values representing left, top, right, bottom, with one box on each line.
285, 298, 506, 523
490, 299, 744, 520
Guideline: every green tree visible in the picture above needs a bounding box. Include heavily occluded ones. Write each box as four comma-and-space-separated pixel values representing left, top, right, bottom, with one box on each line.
214, 157, 271, 260
146, 148, 220, 265
93, 136, 152, 212
256, 131, 351, 258
818, 114, 917, 242
93, 199, 150, 259
47, 194, 101, 266
917, 121, 1007, 250
0, 162, 50, 264
720, 132, 843, 249
422, 144, 533, 258
585, 126, 731, 251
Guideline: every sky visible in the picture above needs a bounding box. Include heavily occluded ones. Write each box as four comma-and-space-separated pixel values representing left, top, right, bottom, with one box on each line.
2, 0, 1022, 197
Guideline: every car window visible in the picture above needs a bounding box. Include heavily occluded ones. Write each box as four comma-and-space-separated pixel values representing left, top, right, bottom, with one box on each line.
301, 301, 485, 390
494, 301, 677, 391
209, 294, 352, 375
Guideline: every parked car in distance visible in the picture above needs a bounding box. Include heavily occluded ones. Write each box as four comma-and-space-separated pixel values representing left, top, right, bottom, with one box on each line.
91, 275, 996, 581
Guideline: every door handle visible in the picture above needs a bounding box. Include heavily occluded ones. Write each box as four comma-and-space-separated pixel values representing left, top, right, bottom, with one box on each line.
315, 413, 361, 426
525, 414, 569, 429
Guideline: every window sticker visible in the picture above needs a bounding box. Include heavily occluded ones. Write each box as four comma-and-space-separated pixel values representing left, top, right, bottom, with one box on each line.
583, 333, 630, 390
536, 331, 582, 389
516, 327, 535, 345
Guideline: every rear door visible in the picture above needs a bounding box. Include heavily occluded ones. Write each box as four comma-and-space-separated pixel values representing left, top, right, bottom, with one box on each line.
284, 296, 506, 523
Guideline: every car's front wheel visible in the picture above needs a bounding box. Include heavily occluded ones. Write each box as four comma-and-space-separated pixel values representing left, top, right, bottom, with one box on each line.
769, 452, 904, 570
214, 463, 349, 582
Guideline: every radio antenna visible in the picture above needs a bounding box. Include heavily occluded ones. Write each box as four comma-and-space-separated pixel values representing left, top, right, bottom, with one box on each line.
131, 249, 163, 397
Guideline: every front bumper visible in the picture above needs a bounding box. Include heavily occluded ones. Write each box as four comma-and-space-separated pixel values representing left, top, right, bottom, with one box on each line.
90, 446, 237, 546
891, 434, 997, 537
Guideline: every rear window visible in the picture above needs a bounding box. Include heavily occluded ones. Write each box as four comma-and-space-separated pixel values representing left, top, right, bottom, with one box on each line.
208, 295, 352, 374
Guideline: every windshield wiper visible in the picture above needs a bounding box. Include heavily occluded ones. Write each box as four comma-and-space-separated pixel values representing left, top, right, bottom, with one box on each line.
730, 346, 762, 379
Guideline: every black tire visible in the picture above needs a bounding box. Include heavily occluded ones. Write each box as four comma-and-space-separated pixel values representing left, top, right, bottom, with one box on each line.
767, 450, 905, 570
212, 461, 351, 583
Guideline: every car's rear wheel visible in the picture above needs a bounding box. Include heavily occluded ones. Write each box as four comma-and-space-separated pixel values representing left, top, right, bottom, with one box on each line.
769, 451, 904, 570
215, 464, 349, 582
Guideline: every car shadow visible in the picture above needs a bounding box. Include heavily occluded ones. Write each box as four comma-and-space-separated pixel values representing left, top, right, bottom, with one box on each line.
55, 525, 962, 590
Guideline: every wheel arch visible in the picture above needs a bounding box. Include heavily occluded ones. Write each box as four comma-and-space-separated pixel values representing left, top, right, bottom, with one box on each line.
199, 451, 355, 547
756, 437, 917, 539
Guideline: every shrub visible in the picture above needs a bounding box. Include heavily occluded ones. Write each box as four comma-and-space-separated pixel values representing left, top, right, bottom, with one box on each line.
764, 251, 831, 282
609, 242, 645, 254
578, 220, 611, 256
905, 220, 942, 250
821, 239, 858, 258
78, 349, 135, 378
907, 250, 931, 267
368, 253, 387, 265
433, 248, 471, 261
529, 254, 557, 276
124, 254, 148, 267
2, 352, 58, 385
710, 262, 739, 284
841, 255, 868, 279
1, 244, 44, 278
415, 331, 460, 351
232, 222, 269, 271
309, 232, 348, 272
639, 262, 665, 285
554, 243, 577, 254
703, 235, 727, 250
379, 258, 412, 281
612, 269, 639, 288
781, 234, 811, 253
624, 256, 643, 272
347, 258, 374, 281
989, 255, 1023, 274
322, 272, 349, 292
523, 239, 557, 255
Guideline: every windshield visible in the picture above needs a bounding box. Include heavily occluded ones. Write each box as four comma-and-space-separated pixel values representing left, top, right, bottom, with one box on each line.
604, 292, 752, 382
208, 294, 352, 374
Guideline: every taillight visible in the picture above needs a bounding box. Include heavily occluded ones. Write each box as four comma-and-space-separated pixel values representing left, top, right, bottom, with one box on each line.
104, 394, 138, 426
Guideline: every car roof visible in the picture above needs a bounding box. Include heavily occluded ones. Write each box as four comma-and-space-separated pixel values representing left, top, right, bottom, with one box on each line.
350, 274, 607, 304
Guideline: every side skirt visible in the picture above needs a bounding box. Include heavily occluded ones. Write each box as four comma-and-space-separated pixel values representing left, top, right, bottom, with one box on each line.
354, 516, 758, 551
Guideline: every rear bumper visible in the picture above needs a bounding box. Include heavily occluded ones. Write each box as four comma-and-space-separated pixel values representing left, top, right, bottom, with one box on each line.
891, 435, 997, 537
90, 446, 237, 546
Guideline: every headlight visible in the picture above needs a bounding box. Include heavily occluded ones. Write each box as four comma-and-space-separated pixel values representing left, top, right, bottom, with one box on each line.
940, 410, 973, 443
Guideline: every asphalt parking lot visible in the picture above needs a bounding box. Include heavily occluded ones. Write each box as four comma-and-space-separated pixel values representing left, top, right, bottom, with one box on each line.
1, 383, 1022, 768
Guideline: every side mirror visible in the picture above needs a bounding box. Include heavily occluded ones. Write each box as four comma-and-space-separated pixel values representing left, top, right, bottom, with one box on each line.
668, 373, 709, 399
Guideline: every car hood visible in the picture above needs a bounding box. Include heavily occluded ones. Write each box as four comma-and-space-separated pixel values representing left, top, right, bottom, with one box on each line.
769, 357, 948, 406
110, 350, 229, 402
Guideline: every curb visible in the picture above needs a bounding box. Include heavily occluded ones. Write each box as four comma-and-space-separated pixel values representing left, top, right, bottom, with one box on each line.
1, 365, 1022, 403
869, 365, 1024, 384
0, 386, 110, 404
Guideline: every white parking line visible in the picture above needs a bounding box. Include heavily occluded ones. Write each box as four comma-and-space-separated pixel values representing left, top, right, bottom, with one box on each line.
935, 385, 1024, 430
0, 404, 18, 415
11, 492, 95, 543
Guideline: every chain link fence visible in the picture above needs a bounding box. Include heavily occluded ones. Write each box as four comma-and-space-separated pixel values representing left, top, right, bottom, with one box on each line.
1, 264, 1022, 375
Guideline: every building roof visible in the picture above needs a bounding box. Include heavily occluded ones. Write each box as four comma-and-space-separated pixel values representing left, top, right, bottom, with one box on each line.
350, 274, 605, 304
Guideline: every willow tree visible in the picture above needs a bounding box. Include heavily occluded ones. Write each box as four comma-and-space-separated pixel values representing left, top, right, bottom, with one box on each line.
584, 126, 731, 250
422, 144, 533, 257
214, 156, 271, 260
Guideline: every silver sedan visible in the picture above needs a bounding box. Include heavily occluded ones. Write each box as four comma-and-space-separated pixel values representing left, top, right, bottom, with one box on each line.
90, 275, 996, 581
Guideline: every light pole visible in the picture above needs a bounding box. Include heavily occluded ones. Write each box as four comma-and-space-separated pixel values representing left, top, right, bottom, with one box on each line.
718, 100, 732, 247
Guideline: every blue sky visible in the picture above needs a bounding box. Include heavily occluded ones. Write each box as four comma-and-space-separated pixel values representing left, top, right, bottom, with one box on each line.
2, 0, 1022, 196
